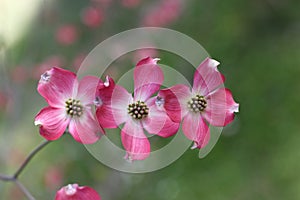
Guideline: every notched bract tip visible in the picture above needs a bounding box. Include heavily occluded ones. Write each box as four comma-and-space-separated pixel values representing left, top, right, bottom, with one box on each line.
64, 184, 77, 196
124, 153, 133, 163
34, 120, 42, 126
104, 76, 110, 87
40, 71, 51, 83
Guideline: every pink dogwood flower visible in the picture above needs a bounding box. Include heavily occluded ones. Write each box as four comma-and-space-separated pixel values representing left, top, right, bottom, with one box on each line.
96, 57, 180, 161
158, 58, 239, 149
35, 67, 104, 144
55, 184, 101, 200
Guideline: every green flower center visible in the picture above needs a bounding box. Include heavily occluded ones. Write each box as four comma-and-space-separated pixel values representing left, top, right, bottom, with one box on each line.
187, 95, 207, 112
127, 101, 149, 120
65, 98, 83, 117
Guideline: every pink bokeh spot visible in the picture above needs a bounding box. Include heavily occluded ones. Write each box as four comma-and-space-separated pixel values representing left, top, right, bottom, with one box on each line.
81, 7, 104, 28
121, 0, 141, 8
55, 24, 78, 46
11, 66, 29, 84
44, 166, 63, 190
142, 0, 183, 26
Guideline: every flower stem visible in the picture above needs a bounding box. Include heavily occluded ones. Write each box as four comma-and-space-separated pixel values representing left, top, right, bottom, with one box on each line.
15, 179, 36, 200
0, 174, 14, 181
0, 139, 51, 199
13, 140, 51, 179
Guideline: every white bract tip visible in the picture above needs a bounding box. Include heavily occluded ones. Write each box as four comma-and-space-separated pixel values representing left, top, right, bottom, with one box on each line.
124, 153, 133, 163
104, 76, 110, 87
40, 71, 51, 82
232, 103, 239, 113
191, 142, 198, 150
153, 58, 160, 63
64, 184, 77, 196
34, 120, 42, 126
208, 58, 220, 72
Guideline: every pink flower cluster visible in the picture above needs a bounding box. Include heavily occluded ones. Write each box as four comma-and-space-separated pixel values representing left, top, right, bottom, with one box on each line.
35, 57, 239, 161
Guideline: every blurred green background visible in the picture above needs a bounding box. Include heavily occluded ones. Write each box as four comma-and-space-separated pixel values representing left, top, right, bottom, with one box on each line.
1, 0, 300, 199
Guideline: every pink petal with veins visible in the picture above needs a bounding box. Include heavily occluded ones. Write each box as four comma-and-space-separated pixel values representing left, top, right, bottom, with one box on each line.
110, 85, 133, 125
158, 84, 191, 122
68, 109, 103, 144
121, 119, 150, 160
193, 58, 225, 96
182, 114, 210, 149
203, 88, 239, 127
34, 107, 69, 140
96, 76, 115, 104
143, 98, 179, 137
38, 67, 77, 107
136, 57, 159, 66
77, 76, 102, 105
96, 76, 122, 128
96, 105, 118, 128
134, 57, 163, 101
